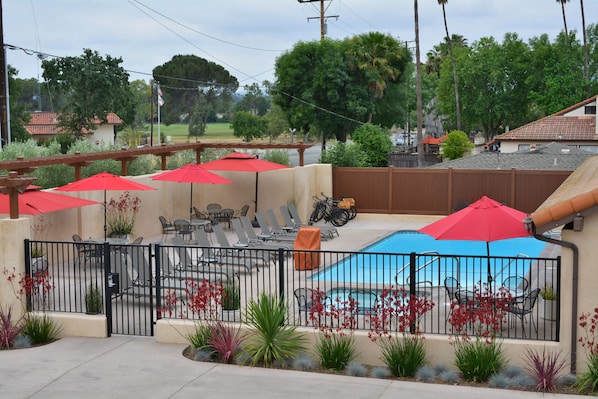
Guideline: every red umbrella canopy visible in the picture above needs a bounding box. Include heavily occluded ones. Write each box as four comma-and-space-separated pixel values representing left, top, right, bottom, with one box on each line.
55, 172, 156, 192
55, 172, 156, 240
201, 152, 291, 173
152, 164, 234, 220
0, 186, 101, 215
152, 164, 234, 184
201, 152, 290, 213
418, 196, 530, 242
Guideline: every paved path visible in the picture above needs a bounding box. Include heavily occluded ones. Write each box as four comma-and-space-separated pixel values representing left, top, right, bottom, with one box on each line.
0, 336, 586, 399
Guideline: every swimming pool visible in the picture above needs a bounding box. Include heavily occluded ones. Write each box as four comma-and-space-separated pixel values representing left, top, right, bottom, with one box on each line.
311, 231, 548, 286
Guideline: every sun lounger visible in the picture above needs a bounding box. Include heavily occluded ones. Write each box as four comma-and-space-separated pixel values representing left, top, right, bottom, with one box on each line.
287, 203, 338, 238
255, 212, 296, 242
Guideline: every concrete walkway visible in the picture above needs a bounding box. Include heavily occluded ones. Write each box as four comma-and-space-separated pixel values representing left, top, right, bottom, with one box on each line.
0, 336, 587, 399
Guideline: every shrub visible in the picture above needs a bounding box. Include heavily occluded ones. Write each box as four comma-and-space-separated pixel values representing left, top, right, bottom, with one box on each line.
206, 321, 245, 364
21, 313, 62, 345
438, 369, 460, 384
367, 286, 435, 377
575, 308, 598, 394
453, 338, 506, 382
292, 354, 317, 371
186, 323, 212, 349
523, 347, 567, 392
416, 366, 437, 382
379, 336, 427, 378
371, 367, 391, 379
0, 306, 22, 349
346, 362, 367, 377
12, 334, 32, 349
315, 333, 356, 371
488, 374, 511, 389
243, 293, 306, 367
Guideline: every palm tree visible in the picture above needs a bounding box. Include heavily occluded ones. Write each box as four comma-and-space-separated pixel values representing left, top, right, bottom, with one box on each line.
347, 32, 407, 122
557, 0, 570, 40
414, 0, 424, 166
580, 0, 589, 83
437, 0, 461, 131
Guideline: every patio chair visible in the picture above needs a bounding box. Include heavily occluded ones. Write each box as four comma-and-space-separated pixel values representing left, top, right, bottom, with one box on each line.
233, 204, 250, 219
159, 216, 176, 240
348, 289, 378, 315
207, 203, 222, 211
73, 234, 104, 268
265, 209, 300, 239
507, 288, 540, 336
128, 243, 152, 290
294, 287, 315, 325
502, 276, 529, 294
192, 207, 210, 221
444, 277, 461, 303
280, 205, 333, 241
287, 203, 338, 238
173, 219, 194, 242
215, 208, 235, 229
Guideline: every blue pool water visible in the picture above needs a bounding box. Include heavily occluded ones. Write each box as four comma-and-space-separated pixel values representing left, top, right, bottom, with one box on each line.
311, 231, 547, 286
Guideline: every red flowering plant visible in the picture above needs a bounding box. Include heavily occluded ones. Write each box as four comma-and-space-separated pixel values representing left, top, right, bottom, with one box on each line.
366, 286, 435, 377
106, 191, 141, 237
3, 267, 55, 311
447, 284, 512, 382
575, 308, 598, 393
307, 288, 360, 371
158, 278, 223, 321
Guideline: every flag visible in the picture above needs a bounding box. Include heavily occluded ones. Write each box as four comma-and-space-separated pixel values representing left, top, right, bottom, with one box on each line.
157, 86, 164, 107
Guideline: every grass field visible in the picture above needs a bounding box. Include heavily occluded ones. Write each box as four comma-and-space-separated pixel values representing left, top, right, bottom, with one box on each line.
158, 123, 239, 143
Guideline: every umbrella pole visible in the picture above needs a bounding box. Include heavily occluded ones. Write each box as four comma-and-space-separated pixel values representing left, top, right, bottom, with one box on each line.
254, 173, 259, 214
190, 183, 193, 222
486, 241, 493, 284
104, 190, 107, 241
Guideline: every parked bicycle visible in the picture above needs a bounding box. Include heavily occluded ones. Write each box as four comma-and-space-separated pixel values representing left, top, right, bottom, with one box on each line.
308, 193, 355, 227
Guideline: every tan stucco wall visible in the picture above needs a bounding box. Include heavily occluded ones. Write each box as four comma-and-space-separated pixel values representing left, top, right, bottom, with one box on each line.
0, 218, 30, 320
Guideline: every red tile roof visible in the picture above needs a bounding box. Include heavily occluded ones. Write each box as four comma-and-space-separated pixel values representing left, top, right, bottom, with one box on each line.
25, 112, 123, 136
496, 95, 597, 142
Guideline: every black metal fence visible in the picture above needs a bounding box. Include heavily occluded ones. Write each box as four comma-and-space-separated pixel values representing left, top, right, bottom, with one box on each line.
24, 239, 560, 341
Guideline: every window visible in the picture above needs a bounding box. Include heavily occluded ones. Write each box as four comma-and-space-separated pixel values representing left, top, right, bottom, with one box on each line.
585, 106, 597, 115
579, 145, 598, 154
518, 144, 531, 151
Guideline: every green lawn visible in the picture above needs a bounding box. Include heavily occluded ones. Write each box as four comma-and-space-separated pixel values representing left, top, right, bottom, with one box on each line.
158, 123, 236, 142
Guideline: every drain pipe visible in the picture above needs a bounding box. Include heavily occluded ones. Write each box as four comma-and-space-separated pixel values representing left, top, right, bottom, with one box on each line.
524, 216, 579, 374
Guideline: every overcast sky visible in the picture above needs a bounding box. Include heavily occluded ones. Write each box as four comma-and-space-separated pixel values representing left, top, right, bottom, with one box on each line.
4, 0, 597, 89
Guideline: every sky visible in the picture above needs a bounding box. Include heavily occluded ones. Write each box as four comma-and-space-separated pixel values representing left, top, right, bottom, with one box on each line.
3, 0, 597, 90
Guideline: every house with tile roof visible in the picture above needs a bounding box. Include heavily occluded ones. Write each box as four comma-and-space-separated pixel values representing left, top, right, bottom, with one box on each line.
494, 95, 597, 153
429, 142, 595, 170
24, 111, 123, 145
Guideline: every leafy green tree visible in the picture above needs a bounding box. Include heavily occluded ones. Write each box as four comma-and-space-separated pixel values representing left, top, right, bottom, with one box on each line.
188, 104, 205, 138
263, 104, 289, 143
235, 83, 270, 116
129, 79, 151, 126
351, 123, 393, 167
437, 0, 461, 130
42, 49, 135, 138
319, 142, 367, 167
231, 111, 266, 142
440, 130, 473, 159
7, 66, 32, 142
152, 55, 238, 135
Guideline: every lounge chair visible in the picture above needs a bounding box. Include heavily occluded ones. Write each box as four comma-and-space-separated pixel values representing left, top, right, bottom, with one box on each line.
287, 203, 338, 238
280, 204, 334, 240
231, 218, 292, 251
255, 212, 297, 242
212, 224, 269, 269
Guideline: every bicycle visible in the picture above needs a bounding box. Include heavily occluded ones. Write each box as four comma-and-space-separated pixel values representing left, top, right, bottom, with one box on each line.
309, 193, 350, 227
318, 192, 357, 221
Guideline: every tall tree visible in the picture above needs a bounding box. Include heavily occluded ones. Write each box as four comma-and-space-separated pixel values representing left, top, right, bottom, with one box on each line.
580, 0, 589, 84
557, 0, 570, 40
414, 0, 424, 165
152, 55, 238, 136
42, 49, 135, 138
437, 0, 461, 130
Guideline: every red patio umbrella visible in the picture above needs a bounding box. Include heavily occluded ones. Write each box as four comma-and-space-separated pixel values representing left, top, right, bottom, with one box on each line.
151, 163, 233, 221
55, 172, 156, 240
201, 152, 291, 213
418, 195, 531, 283
0, 186, 101, 216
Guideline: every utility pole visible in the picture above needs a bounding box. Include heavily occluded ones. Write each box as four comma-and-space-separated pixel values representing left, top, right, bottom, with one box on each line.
297, 0, 338, 153
0, 0, 10, 149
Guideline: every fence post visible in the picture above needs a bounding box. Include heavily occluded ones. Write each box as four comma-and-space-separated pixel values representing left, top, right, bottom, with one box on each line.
278, 248, 285, 300
24, 238, 32, 311
103, 242, 112, 337
155, 243, 162, 319
409, 252, 416, 334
